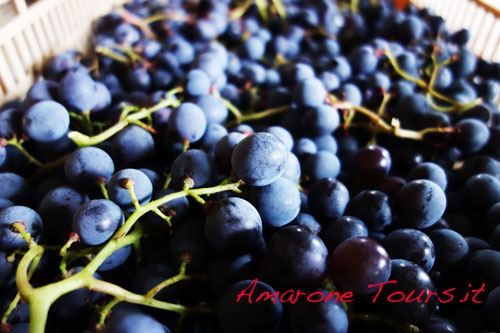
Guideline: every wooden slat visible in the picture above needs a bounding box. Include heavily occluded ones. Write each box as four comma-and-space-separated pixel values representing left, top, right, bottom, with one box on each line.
0, 50, 16, 96
2, 40, 26, 83
12, 32, 33, 70
481, 21, 500, 60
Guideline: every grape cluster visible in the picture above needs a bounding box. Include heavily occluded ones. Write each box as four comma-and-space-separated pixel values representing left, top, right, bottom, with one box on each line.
1, 0, 500, 332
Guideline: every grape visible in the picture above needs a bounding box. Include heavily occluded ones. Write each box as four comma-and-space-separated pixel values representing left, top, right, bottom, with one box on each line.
421, 315, 459, 333
243, 36, 266, 61
293, 138, 317, 161
0, 173, 31, 204
466, 249, 500, 288
331, 237, 391, 294
308, 178, 350, 221
107, 169, 153, 212
51, 267, 103, 322
347, 190, 392, 231
64, 147, 115, 190
281, 152, 301, 184
214, 132, 245, 174
452, 119, 490, 153
429, 229, 469, 268
383, 229, 435, 272
112, 125, 155, 166
323, 216, 368, 250
168, 103, 207, 143
127, 67, 151, 92
395, 180, 446, 229
72, 199, 124, 245
104, 311, 170, 333
0, 108, 23, 139
196, 94, 229, 124
303, 105, 340, 137
113, 23, 140, 45
209, 254, 256, 295
0, 206, 43, 251
38, 186, 89, 242
25, 80, 58, 106
485, 286, 500, 331
463, 174, 500, 212
292, 213, 322, 234
247, 177, 301, 228
303, 151, 341, 182
267, 225, 328, 286
378, 259, 438, 324
293, 78, 327, 108
22, 101, 69, 142
218, 280, 282, 333
408, 162, 447, 190
170, 149, 214, 189
59, 71, 98, 112
97, 244, 132, 272
312, 135, 338, 154
353, 145, 391, 187
349, 45, 378, 75
288, 288, 348, 333
0, 199, 13, 211
265, 126, 294, 151
231, 133, 288, 186
91, 82, 112, 113
205, 197, 262, 256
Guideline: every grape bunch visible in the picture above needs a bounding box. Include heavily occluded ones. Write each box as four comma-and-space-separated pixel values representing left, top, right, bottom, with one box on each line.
1, 0, 500, 332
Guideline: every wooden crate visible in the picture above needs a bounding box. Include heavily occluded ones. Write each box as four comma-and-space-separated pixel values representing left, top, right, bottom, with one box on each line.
412, 0, 500, 62
0, 0, 127, 104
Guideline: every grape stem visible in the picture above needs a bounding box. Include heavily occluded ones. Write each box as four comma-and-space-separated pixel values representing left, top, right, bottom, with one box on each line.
329, 96, 454, 141
68, 87, 181, 147
145, 260, 190, 299
15, 181, 244, 333
382, 49, 478, 110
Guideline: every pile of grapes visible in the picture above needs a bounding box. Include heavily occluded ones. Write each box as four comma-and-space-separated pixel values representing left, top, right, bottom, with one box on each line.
1, 0, 500, 332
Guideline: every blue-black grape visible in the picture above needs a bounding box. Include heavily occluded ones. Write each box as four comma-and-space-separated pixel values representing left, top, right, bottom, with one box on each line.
38, 186, 89, 242
22, 101, 70, 142
287, 288, 348, 333
429, 229, 469, 268
112, 125, 155, 166
170, 149, 214, 189
378, 259, 438, 324
0, 206, 43, 251
59, 71, 98, 112
231, 132, 288, 186
485, 286, 500, 331
205, 197, 262, 256
308, 178, 350, 221
267, 225, 328, 286
72, 199, 124, 245
247, 177, 301, 228
347, 190, 392, 231
168, 102, 207, 143
0, 173, 31, 204
323, 216, 368, 251
107, 169, 153, 212
217, 280, 282, 333
395, 180, 446, 229
383, 228, 435, 272
64, 147, 115, 190
104, 311, 170, 333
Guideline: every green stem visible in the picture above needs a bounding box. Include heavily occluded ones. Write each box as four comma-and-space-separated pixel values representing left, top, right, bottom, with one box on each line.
225, 105, 290, 127
145, 260, 189, 299
69, 92, 178, 147
5, 138, 43, 167
213, 89, 243, 120
88, 278, 187, 314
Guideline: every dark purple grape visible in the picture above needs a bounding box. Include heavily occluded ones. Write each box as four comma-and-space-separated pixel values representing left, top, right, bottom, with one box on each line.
205, 198, 262, 256
383, 228, 435, 272
267, 225, 328, 286
323, 216, 368, 251
217, 280, 282, 333
353, 145, 391, 187
308, 178, 349, 221
347, 190, 392, 231
331, 237, 391, 294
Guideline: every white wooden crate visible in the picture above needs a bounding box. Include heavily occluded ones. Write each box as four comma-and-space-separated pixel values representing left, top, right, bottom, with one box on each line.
0, 0, 127, 103
412, 0, 500, 62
